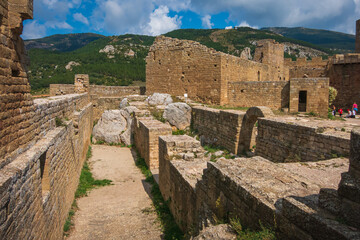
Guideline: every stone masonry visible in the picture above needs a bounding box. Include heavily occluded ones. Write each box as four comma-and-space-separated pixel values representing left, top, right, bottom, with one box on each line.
356, 19, 360, 53
146, 36, 289, 106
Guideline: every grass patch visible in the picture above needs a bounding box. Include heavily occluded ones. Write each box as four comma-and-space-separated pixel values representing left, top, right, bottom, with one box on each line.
150, 108, 166, 123
230, 217, 276, 240
172, 129, 186, 135
63, 146, 112, 236
55, 117, 66, 127
135, 151, 184, 240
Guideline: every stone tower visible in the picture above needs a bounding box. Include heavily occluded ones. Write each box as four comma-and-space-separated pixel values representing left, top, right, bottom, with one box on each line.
356, 19, 360, 53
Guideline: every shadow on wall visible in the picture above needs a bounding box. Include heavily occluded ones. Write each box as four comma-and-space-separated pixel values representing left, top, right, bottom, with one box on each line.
237, 106, 274, 153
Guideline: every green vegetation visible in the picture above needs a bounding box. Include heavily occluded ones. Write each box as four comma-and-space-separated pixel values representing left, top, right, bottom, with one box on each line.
150, 109, 166, 123
28, 34, 155, 90
203, 145, 236, 162
230, 218, 276, 240
55, 117, 66, 127
263, 27, 355, 52
63, 146, 112, 236
172, 129, 186, 135
329, 87, 338, 106
27, 27, 353, 91
135, 151, 184, 239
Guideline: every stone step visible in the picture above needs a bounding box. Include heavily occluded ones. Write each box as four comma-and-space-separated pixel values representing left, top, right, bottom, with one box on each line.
281, 195, 360, 240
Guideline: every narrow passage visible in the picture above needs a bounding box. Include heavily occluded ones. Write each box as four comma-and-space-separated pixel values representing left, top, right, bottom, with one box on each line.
67, 145, 162, 240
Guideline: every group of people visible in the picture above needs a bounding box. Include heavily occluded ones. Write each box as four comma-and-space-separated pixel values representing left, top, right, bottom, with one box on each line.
332, 102, 358, 118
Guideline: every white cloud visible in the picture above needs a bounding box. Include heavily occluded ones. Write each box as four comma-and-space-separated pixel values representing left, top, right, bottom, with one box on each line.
201, 15, 214, 29
22, 21, 47, 39
225, 26, 233, 30
73, 13, 89, 25
145, 6, 182, 36
237, 21, 258, 29
46, 21, 73, 29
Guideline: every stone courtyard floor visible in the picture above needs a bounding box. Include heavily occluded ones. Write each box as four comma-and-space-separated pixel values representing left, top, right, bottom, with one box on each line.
67, 145, 162, 240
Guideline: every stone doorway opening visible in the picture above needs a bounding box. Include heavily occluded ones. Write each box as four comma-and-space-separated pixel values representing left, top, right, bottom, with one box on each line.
298, 90, 307, 112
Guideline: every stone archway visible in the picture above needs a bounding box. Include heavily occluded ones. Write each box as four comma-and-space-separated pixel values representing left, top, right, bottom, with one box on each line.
237, 106, 274, 154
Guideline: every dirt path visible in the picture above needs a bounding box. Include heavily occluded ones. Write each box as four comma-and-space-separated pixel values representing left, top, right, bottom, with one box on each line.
67, 145, 162, 240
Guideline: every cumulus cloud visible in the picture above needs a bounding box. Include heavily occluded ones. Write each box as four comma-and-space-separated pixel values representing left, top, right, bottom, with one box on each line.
46, 21, 73, 29
73, 13, 89, 25
225, 26, 233, 29
237, 21, 258, 29
22, 21, 47, 39
190, 0, 358, 33
144, 6, 182, 36
201, 15, 214, 29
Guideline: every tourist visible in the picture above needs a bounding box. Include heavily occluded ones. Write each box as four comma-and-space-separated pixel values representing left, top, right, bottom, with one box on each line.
345, 109, 352, 118
332, 105, 336, 116
339, 108, 343, 117
353, 102, 358, 114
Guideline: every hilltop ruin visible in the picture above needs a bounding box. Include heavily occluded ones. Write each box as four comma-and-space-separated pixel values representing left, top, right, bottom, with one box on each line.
0, 1, 360, 239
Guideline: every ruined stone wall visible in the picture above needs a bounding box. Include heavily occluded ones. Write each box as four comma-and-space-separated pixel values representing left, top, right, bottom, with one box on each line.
133, 118, 172, 170
158, 135, 206, 233
49, 84, 75, 96
356, 19, 360, 53
253, 39, 288, 80
90, 85, 144, 97
227, 81, 289, 109
146, 37, 223, 104
285, 57, 328, 79
256, 118, 350, 162
0, 0, 35, 166
328, 55, 360, 108
192, 106, 245, 154
0, 95, 92, 240
289, 78, 329, 116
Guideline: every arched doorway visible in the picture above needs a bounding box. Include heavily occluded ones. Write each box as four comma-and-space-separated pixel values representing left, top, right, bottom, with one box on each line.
238, 106, 274, 154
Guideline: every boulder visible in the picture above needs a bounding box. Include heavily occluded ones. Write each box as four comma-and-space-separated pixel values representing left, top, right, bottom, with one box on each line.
163, 102, 191, 130
92, 110, 127, 143
240, 47, 252, 60
120, 98, 129, 109
146, 93, 173, 106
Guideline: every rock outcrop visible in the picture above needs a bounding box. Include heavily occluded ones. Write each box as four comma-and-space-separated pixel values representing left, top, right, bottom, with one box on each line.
146, 93, 173, 106
163, 102, 191, 130
92, 110, 127, 143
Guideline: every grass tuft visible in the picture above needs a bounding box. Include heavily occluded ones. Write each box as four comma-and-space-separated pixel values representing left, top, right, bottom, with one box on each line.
135, 152, 184, 239
63, 146, 112, 236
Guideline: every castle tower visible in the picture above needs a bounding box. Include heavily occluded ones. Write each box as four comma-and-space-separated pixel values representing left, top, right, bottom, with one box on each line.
356, 19, 360, 53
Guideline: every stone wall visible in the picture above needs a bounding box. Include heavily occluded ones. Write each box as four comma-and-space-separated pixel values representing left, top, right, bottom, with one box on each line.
328, 54, 360, 108
146, 37, 289, 105
192, 106, 245, 154
146, 37, 223, 104
227, 81, 289, 109
285, 57, 328, 79
253, 39, 287, 80
90, 85, 144, 97
256, 118, 350, 162
133, 118, 172, 170
0, 95, 92, 240
356, 19, 360, 53
0, 0, 35, 167
289, 78, 329, 116
158, 135, 206, 232
49, 84, 75, 96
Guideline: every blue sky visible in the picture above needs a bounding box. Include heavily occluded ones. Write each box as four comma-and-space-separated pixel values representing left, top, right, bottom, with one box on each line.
22, 0, 360, 39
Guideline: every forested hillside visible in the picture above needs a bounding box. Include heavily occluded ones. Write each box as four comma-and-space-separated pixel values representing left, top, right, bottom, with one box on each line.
26, 27, 355, 92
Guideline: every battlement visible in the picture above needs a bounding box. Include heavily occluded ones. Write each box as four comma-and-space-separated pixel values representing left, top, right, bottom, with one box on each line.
285, 57, 329, 67
332, 53, 360, 64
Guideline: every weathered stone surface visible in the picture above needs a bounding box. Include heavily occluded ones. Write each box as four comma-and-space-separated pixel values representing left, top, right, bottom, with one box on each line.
146, 93, 173, 106
163, 102, 191, 130
120, 98, 129, 109
192, 224, 237, 240
240, 47, 252, 60
93, 110, 127, 143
